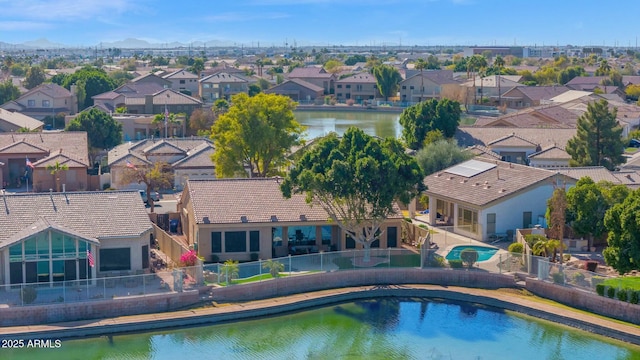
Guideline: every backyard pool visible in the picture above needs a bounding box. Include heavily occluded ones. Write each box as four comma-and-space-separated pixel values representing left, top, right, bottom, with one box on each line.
445, 245, 499, 262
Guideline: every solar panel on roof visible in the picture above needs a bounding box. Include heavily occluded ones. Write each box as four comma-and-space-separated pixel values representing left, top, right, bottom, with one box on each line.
445, 159, 497, 178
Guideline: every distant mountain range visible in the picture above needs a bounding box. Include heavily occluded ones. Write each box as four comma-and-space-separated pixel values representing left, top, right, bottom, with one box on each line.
0, 37, 238, 49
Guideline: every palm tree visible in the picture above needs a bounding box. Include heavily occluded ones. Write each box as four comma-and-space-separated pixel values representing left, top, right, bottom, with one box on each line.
46, 161, 69, 192
219, 259, 239, 284
262, 259, 285, 278
414, 58, 427, 102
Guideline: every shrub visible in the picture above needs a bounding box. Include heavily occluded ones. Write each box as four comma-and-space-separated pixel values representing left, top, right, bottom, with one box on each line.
346, 99, 355, 106
102, 183, 111, 190
425, 254, 445, 268
617, 288, 629, 302
250, 252, 259, 261
21, 286, 37, 304
419, 224, 427, 229
211, 254, 219, 263
508, 243, 523, 254
460, 249, 479, 268
607, 286, 616, 299
448, 259, 464, 268
180, 250, 199, 267
585, 260, 599, 272
552, 272, 565, 285
596, 283, 605, 296
403, 217, 412, 223
572, 272, 585, 284
630, 291, 639, 304
524, 234, 547, 247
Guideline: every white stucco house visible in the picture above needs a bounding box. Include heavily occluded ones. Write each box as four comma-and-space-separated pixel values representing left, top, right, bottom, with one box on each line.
421, 158, 575, 242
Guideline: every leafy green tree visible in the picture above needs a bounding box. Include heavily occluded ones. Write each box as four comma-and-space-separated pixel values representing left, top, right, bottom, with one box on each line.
109, 70, 135, 86
399, 98, 461, 149
46, 161, 69, 193
625, 84, 640, 101
545, 186, 567, 263
248, 83, 261, 97
23, 66, 46, 89
257, 78, 271, 90
415, 139, 473, 176
372, 64, 402, 101
187, 108, 214, 136
344, 54, 366, 66
414, 58, 427, 101
212, 98, 230, 115
280, 127, 425, 262
119, 161, 174, 212
565, 177, 608, 251
189, 58, 205, 76
603, 189, 640, 274
0, 79, 20, 104
220, 259, 240, 283
324, 59, 343, 74
557, 66, 586, 85
66, 108, 122, 163
595, 59, 611, 76
565, 100, 625, 170
262, 259, 285, 278
61, 66, 117, 110
425, 55, 440, 70
211, 93, 304, 178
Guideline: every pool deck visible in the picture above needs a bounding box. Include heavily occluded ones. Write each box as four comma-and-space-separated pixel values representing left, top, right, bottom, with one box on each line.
1, 284, 639, 346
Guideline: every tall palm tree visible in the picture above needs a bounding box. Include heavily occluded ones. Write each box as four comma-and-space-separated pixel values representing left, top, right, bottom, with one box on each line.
46, 161, 69, 192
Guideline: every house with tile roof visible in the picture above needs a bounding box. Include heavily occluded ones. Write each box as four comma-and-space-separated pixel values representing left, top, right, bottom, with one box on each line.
178, 178, 403, 262
0, 190, 153, 286
108, 137, 214, 191
264, 78, 324, 103
399, 70, 459, 104
0, 132, 90, 191
527, 145, 571, 168
92, 84, 202, 117
163, 68, 200, 96
335, 72, 379, 103
0, 108, 44, 132
288, 67, 336, 95
130, 73, 172, 88
500, 86, 570, 109
422, 158, 575, 241
199, 72, 248, 102
1, 83, 78, 120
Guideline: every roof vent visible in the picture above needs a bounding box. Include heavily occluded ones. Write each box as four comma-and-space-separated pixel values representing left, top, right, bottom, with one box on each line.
240, 215, 248, 223
473, 182, 480, 186
447, 176, 453, 180
459, 179, 467, 183
499, 188, 507, 193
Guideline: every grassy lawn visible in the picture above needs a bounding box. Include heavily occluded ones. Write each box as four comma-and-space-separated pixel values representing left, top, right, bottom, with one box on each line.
460, 117, 476, 126
603, 277, 640, 290
625, 147, 639, 154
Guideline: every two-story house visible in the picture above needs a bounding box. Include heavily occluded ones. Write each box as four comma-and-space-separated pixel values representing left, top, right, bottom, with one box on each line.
1, 83, 78, 120
399, 70, 459, 104
288, 67, 336, 95
199, 72, 248, 102
335, 73, 379, 103
162, 68, 200, 96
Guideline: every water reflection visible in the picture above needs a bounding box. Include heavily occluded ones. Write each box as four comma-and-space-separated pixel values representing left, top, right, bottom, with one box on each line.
4, 298, 639, 360
295, 110, 402, 140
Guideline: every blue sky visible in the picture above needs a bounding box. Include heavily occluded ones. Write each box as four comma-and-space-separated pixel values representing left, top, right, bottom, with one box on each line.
1, 0, 639, 47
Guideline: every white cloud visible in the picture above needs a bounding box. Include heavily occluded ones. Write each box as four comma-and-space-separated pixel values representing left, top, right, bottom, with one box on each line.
1, 0, 146, 21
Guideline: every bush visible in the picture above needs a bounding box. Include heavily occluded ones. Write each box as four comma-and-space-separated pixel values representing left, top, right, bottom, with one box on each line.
346, 99, 355, 106
21, 286, 37, 304
524, 234, 546, 247
211, 254, 219, 263
419, 224, 427, 229
250, 253, 259, 261
102, 183, 111, 190
617, 288, 629, 302
460, 249, 479, 268
607, 286, 616, 299
630, 291, 639, 304
425, 253, 445, 268
508, 243, 523, 254
448, 259, 464, 268
585, 260, 599, 272
552, 272, 565, 285
572, 272, 585, 284
596, 283, 605, 296
180, 250, 199, 267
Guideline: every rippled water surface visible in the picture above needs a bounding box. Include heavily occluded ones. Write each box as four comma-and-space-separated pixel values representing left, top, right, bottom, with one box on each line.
6, 298, 640, 360
295, 110, 402, 140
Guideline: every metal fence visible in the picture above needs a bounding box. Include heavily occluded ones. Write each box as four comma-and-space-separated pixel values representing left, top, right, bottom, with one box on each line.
0, 248, 619, 307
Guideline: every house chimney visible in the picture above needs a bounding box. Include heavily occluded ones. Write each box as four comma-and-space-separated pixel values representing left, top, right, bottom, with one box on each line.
62, 184, 66, 193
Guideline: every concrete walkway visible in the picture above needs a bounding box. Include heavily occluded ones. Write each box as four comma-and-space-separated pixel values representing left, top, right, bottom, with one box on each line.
1, 285, 639, 346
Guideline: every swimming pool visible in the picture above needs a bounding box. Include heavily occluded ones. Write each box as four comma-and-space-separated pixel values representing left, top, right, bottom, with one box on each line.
445, 245, 499, 262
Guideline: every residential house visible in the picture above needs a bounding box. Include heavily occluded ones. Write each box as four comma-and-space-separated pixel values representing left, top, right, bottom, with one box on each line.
130, 73, 172, 88
422, 158, 575, 242
199, 72, 248, 102
1, 83, 77, 120
92, 84, 202, 117
473, 104, 579, 128
500, 86, 570, 109
288, 67, 336, 95
399, 70, 459, 104
162, 68, 200, 96
108, 137, 214, 191
0, 108, 44, 132
0, 191, 153, 286
527, 146, 571, 169
461, 75, 523, 105
178, 178, 403, 262
335, 73, 379, 103
263, 78, 324, 103
0, 132, 90, 191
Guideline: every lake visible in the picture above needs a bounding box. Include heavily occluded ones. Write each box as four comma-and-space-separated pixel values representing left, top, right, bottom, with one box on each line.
6, 298, 639, 359
295, 110, 402, 140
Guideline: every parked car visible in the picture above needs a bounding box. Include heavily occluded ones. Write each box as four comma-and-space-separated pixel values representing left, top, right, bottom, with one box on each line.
139, 190, 161, 203
629, 139, 640, 148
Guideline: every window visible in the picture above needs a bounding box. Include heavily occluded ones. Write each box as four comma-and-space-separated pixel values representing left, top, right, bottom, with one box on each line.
387, 226, 398, 247
272, 227, 283, 246
28, 99, 36, 107
99, 248, 131, 271
457, 206, 478, 234
402, 86, 406, 90
211, 232, 222, 253
42, 100, 50, 107
346, 85, 351, 88
250, 231, 260, 252
337, 84, 342, 88
321, 226, 332, 245
225, 231, 246, 252
142, 245, 149, 269
288, 226, 316, 246
203, 84, 211, 88
345, 235, 356, 249
180, 80, 186, 84
410, 86, 414, 90
356, 85, 363, 91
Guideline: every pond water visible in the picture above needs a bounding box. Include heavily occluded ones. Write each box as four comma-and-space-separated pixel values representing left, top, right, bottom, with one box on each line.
6, 298, 639, 360
295, 110, 402, 140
